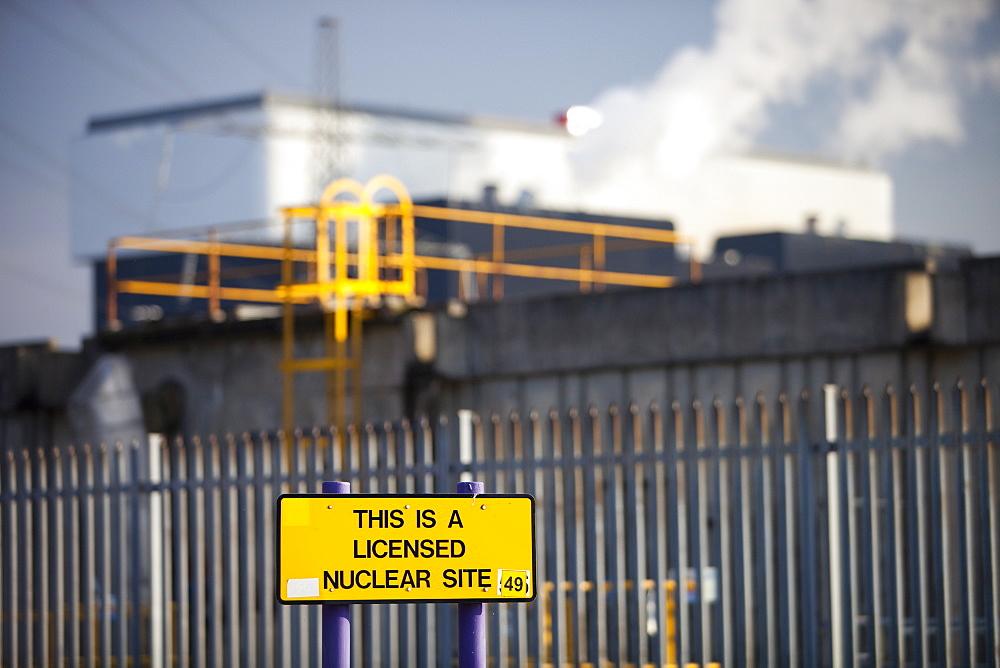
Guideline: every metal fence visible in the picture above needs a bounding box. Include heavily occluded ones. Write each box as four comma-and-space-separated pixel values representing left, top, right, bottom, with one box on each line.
2, 382, 998, 667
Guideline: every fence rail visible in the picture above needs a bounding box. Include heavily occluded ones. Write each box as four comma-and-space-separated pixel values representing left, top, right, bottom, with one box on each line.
2, 382, 999, 666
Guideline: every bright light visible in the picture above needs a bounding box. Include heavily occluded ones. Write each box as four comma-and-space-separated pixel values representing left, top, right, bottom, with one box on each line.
563, 105, 603, 137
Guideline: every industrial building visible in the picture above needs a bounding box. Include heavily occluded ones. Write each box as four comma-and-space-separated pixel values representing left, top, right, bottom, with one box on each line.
0, 89, 972, 448
3, 93, 997, 667
71, 91, 892, 262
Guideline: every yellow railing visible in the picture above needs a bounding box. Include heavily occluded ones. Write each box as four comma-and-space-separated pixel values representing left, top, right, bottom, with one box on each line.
106, 175, 693, 434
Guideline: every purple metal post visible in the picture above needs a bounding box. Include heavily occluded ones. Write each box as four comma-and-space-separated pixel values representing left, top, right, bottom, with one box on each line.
322, 481, 351, 668
457, 481, 486, 668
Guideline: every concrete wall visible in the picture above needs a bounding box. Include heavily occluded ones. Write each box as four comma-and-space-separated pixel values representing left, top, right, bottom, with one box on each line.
431, 258, 1000, 442
0, 342, 91, 449
3, 257, 998, 446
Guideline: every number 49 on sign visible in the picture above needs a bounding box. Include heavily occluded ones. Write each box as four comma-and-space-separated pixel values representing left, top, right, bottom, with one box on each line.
497, 569, 530, 597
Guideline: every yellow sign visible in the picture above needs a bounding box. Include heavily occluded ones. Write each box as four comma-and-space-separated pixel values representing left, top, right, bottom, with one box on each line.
277, 493, 535, 604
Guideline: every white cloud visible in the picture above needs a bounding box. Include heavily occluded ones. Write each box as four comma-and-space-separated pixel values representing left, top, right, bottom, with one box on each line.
571, 0, 999, 183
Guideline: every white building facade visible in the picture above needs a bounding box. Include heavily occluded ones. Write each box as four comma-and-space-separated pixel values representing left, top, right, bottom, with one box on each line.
72, 92, 892, 260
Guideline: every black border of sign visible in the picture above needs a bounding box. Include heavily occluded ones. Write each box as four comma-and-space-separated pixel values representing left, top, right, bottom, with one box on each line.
276, 493, 537, 605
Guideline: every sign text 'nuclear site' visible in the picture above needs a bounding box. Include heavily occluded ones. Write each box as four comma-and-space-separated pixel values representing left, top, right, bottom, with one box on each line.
277, 494, 535, 604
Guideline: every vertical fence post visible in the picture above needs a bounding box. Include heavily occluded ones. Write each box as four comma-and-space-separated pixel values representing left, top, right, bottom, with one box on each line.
796, 391, 819, 666
148, 435, 165, 668
824, 384, 844, 667
457, 480, 486, 668
322, 480, 351, 668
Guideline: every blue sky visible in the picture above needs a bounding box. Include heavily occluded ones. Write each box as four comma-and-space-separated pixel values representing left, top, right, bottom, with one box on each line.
1, 0, 998, 347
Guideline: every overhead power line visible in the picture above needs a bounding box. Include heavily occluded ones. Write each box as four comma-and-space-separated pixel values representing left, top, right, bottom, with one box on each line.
0, 152, 66, 192
178, 0, 300, 85
0, 119, 157, 226
0, 257, 89, 302
2, 0, 175, 98
76, 0, 201, 97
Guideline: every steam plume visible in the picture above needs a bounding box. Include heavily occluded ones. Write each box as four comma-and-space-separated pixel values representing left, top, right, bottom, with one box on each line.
572, 0, 999, 184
